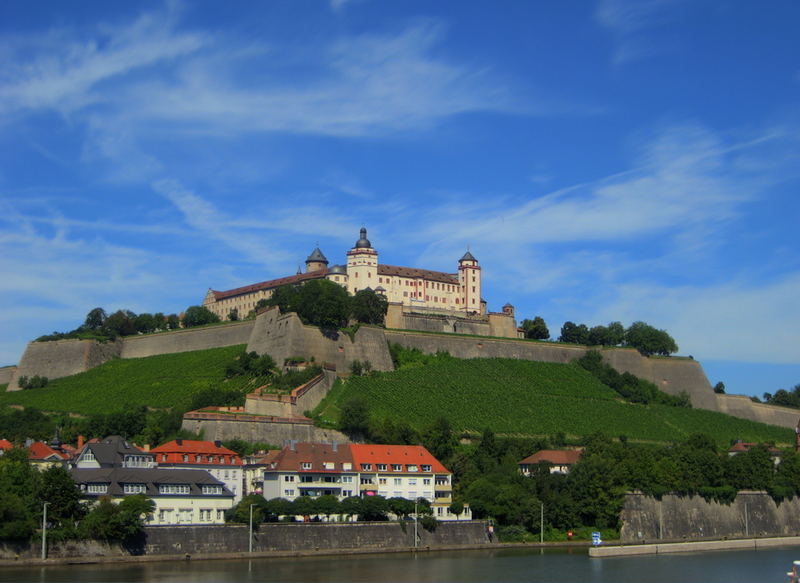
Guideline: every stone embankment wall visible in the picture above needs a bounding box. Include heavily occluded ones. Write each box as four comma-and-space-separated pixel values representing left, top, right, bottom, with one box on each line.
246, 308, 393, 375
0, 366, 17, 384
8, 322, 254, 391
0, 521, 489, 561
620, 491, 800, 542
8, 338, 122, 391
385, 303, 517, 339
121, 321, 254, 359
246, 369, 336, 418
715, 394, 800, 429
181, 411, 349, 445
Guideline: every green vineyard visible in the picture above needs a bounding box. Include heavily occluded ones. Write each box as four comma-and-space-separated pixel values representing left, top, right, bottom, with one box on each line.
315, 357, 793, 446
0, 345, 248, 415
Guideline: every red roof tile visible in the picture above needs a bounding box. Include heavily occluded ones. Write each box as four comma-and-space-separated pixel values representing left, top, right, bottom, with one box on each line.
0, 439, 13, 451
150, 440, 242, 466
211, 270, 328, 301
349, 444, 450, 473
27, 441, 68, 461
378, 264, 458, 285
518, 450, 582, 466
270, 442, 354, 473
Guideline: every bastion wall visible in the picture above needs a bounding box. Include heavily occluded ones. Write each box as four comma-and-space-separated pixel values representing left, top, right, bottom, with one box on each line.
0, 366, 18, 385
621, 491, 800, 542
181, 412, 350, 445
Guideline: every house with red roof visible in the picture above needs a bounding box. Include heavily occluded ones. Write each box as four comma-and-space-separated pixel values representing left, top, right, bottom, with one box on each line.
260, 442, 469, 521
150, 439, 244, 502
0, 438, 13, 454
518, 449, 583, 476
27, 441, 70, 469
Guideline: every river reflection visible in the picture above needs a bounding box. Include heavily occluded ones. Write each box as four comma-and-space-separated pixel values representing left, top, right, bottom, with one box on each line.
1, 547, 797, 583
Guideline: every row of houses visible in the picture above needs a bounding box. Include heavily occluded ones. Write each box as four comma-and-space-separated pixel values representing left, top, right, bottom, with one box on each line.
0, 435, 469, 525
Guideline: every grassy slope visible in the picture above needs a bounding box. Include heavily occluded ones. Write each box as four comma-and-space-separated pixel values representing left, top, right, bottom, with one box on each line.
314, 358, 793, 447
0, 345, 248, 415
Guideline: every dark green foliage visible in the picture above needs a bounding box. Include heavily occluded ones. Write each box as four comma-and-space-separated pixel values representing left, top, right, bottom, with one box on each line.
351, 288, 388, 325
225, 351, 277, 379
339, 398, 370, 439
0, 407, 55, 442
762, 385, 800, 409
37, 466, 86, 535
268, 280, 351, 329
84, 308, 107, 331
369, 417, 420, 445
388, 497, 414, 518
575, 350, 689, 407
104, 310, 138, 337
559, 321, 589, 344
79, 495, 155, 541
189, 388, 246, 411
713, 381, 726, 394
624, 321, 678, 356
228, 494, 268, 524
18, 375, 49, 389
521, 317, 550, 340
182, 305, 221, 328
422, 417, 458, 463
0, 493, 36, 541
359, 495, 389, 521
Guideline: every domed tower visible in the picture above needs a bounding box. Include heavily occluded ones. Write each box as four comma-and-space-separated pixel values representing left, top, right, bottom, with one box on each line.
458, 250, 481, 313
305, 247, 329, 273
346, 227, 378, 294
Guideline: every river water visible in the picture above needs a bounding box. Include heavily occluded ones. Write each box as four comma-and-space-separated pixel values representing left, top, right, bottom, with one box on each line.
1, 547, 797, 583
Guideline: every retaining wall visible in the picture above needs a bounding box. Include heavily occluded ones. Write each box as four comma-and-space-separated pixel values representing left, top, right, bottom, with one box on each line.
246, 370, 337, 418
620, 491, 800, 542
121, 321, 254, 359
181, 413, 349, 445
0, 366, 17, 385
0, 521, 490, 560
715, 394, 800, 429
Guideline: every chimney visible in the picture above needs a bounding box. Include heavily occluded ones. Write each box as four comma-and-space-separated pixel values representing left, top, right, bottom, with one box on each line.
142, 444, 151, 452
176, 438, 183, 446
77, 435, 85, 450
214, 440, 222, 448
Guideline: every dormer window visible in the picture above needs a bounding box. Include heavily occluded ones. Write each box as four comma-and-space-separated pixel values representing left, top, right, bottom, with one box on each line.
183, 454, 189, 462
361, 464, 372, 471
421, 465, 431, 472
392, 464, 402, 471
377, 464, 387, 471
407, 465, 418, 472
301, 462, 312, 470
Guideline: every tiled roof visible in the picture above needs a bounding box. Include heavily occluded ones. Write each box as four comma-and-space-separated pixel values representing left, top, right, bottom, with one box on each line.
0, 439, 13, 451
211, 270, 328, 301
28, 441, 68, 461
728, 442, 780, 455
518, 450, 582, 466
269, 442, 354, 473
378, 264, 459, 285
150, 440, 242, 466
349, 444, 450, 473
71, 467, 233, 498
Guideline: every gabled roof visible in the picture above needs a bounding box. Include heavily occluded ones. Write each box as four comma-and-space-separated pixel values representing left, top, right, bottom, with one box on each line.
378, 264, 458, 285
150, 440, 242, 466
71, 467, 234, 498
210, 270, 328, 301
80, 435, 153, 467
728, 442, 781, 455
267, 442, 353, 473
349, 444, 449, 474
0, 438, 13, 452
28, 441, 69, 461
518, 450, 582, 466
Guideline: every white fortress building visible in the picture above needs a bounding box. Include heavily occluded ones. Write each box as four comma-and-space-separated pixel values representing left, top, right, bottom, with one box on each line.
203, 227, 493, 322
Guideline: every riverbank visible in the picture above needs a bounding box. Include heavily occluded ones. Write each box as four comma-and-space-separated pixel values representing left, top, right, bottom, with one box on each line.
0, 540, 595, 568
590, 535, 800, 558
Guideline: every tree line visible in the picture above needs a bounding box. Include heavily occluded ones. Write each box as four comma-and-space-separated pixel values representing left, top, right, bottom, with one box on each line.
520, 317, 679, 356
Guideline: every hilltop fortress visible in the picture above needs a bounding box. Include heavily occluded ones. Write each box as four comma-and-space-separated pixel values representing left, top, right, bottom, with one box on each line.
6, 229, 798, 433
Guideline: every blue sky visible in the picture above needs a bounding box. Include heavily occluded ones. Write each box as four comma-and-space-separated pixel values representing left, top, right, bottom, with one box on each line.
1, 1, 798, 398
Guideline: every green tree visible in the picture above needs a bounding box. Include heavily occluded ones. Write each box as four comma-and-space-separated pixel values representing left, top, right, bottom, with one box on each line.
388, 497, 415, 519
422, 417, 458, 464
587, 325, 610, 346
351, 289, 388, 325
448, 500, 465, 519
103, 310, 137, 337
296, 279, 351, 329
559, 322, 589, 344
79, 495, 154, 541
182, 306, 221, 328
359, 495, 389, 521
315, 494, 340, 520
83, 307, 107, 331
37, 466, 85, 532
713, 382, 726, 394
339, 398, 370, 439
340, 496, 362, 521
228, 494, 268, 524
624, 321, 678, 356
606, 321, 625, 346
521, 317, 550, 340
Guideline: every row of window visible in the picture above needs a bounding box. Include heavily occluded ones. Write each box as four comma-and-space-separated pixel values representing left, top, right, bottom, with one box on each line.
294, 462, 432, 472
362, 477, 432, 486
156, 508, 225, 523
173, 454, 239, 464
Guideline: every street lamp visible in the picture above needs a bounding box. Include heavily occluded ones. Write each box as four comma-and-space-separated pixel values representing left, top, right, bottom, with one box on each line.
414, 499, 418, 549
41, 502, 50, 561
248, 504, 254, 554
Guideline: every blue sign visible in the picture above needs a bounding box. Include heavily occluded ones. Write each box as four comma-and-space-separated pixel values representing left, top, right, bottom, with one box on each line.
591, 532, 602, 546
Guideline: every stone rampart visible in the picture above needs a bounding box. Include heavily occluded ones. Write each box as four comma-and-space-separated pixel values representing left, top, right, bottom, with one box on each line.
715, 394, 800, 430
0, 521, 489, 560
385, 303, 517, 338
0, 366, 17, 385
181, 411, 349, 445
620, 491, 800, 542
8, 338, 122, 391
246, 308, 393, 374
121, 321, 254, 359
246, 369, 336, 417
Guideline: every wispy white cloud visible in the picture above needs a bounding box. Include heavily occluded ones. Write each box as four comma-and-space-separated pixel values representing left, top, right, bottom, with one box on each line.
595, 0, 686, 64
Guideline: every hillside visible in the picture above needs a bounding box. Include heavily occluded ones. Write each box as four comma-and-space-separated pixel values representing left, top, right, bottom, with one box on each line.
314, 357, 793, 447
0, 345, 248, 415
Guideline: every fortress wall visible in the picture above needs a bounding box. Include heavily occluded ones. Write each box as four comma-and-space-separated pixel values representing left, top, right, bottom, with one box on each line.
8, 338, 122, 391
621, 491, 800, 542
181, 415, 349, 445
715, 394, 800, 430
120, 321, 254, 359
246, 309, 393, 374
0, 366, 16, 384
245, 370, 337, 418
